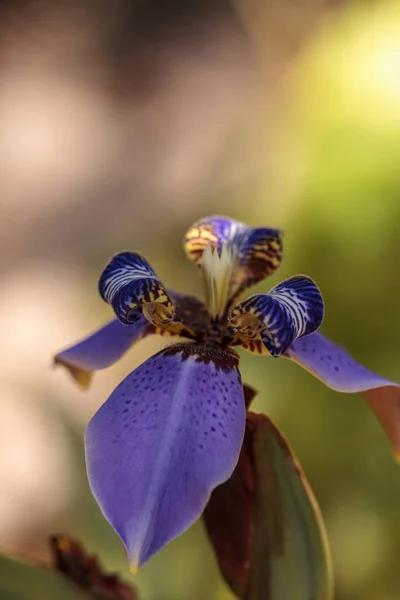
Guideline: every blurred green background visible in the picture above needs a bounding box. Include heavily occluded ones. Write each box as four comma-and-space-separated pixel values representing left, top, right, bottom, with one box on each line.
1, 0, 400, 599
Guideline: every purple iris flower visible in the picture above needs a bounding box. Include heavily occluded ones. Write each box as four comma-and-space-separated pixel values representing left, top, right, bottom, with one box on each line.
55, 215, 400, 574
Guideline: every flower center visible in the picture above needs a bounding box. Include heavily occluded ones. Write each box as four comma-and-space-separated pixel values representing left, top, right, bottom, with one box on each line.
201, 242, 234, 321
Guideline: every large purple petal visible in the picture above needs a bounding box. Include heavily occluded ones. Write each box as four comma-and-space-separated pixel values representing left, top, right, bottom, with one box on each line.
287, 332, 400, 456
54, 317, 150, 388
85, 342, 246, 570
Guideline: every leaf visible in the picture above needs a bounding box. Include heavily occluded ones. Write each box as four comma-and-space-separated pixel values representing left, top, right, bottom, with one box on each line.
0, 554, 86, 600
247, 413, 333, 600
204, 403, 333, 600
202, 383, 258, 596
243, 384, 258, 409
203, 417, 254, 597
0, 535, 139, 600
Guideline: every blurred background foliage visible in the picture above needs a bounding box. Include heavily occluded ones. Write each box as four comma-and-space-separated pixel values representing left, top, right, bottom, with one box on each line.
1, 0, 400, 599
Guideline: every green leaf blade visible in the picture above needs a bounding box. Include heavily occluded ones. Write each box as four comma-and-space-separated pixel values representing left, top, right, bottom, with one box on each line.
0, 555, 86, 600
248, 413, 333, 600
204, 408, 333, 600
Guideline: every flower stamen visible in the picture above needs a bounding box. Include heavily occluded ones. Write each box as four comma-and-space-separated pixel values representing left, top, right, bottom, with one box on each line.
202, 243, 235, 321
142, 301, 175, 328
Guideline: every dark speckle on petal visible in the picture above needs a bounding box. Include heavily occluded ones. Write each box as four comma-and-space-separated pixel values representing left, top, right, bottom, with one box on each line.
163, 341, 239, 370
85, 340, 246, 567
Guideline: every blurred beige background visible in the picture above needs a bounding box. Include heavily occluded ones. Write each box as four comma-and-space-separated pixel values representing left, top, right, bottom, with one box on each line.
1, 1, 400, 599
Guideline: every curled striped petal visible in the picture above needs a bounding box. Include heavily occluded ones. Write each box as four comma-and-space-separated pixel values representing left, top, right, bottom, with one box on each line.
99, 251, 174, 327
229, 276, 324, 357
85, 342, 245, 570
231, 225, 284, 299
286, 332, 400, 457
184, 215, 283, 307
54, 317, 150, 388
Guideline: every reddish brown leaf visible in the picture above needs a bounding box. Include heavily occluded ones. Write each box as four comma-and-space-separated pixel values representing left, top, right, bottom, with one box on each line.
204, 391, 332, 600
244, 413, 284, 599
243, 383, 258, 409
50, 535, 139, 600
203, 419, 255, 597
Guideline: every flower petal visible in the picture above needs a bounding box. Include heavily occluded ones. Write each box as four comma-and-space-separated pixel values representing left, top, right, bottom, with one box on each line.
229, 276, 324, 357
54, 317, 150, 388
99, 251, 174, 327
184, 215, 243, 266
184, 215, 283, 301
287, 332, 400, 456
85, 342, 246, 570
204, 411, 333, 600
231, 225, 284, 300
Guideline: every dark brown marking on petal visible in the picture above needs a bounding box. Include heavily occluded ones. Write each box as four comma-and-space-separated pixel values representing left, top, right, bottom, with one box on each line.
163, 341, 239, 370
169, 290, 211, 334
152, 323, 199, 340
229, 333, 270, 356
151, 291, 212, 341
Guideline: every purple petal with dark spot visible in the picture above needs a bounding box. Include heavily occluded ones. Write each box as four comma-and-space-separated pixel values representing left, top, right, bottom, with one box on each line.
85, 342, 245, 570
287, 332, 400, 456
55, 317, 150, 388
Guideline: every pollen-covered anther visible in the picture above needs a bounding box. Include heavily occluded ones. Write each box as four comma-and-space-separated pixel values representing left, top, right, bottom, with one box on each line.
228, 306, 265, 341
184, 223, 219, 266
142, 301, 175, 328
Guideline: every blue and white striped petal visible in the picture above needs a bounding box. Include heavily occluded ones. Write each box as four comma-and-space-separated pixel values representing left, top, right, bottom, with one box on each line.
229, 276, 324, 357
99, 251, 175, 327
184, 216, 283, 312
231, 224, 284, 299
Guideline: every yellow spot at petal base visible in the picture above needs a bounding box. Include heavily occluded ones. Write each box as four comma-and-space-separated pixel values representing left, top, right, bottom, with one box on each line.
129, 558, 139, 575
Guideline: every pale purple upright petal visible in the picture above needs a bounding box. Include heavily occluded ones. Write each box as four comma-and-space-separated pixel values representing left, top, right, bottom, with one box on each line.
55, 317, 150, 388
85, 342, 246, 570
287, 332, 400, 456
